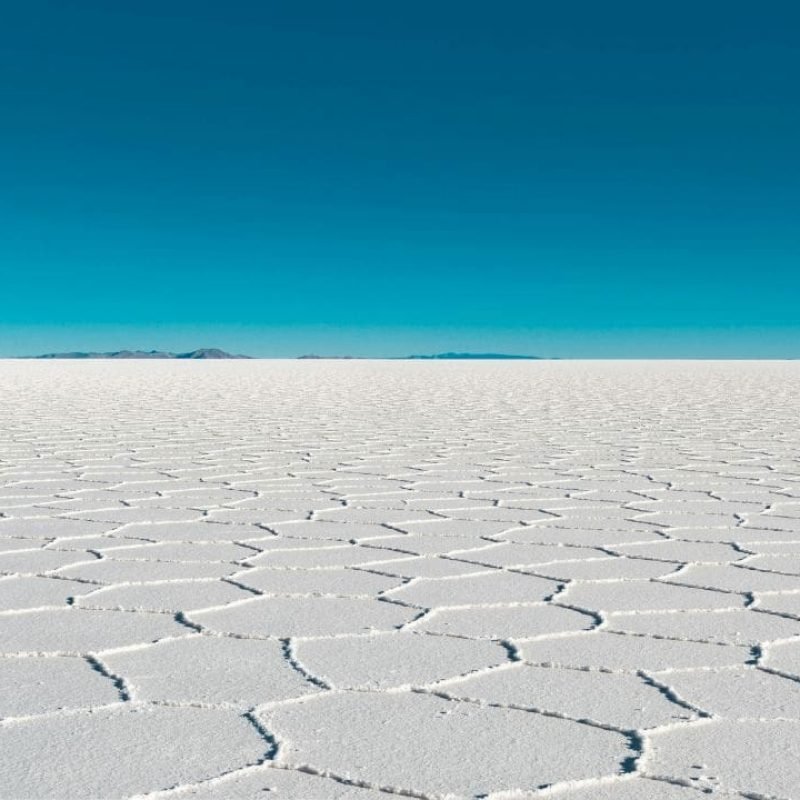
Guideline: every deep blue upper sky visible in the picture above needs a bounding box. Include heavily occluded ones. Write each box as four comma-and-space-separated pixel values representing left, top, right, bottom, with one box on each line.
1, 1, 799, 356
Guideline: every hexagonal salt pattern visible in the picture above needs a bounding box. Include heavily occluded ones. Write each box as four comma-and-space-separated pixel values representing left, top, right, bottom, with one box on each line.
1, 359, 800, 798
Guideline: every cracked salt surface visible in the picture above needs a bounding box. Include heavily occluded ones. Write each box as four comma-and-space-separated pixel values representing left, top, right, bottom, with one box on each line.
2, 360, 800, 799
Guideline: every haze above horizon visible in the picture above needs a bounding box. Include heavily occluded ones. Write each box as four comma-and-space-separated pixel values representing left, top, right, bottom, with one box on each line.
2, 1, 799, 358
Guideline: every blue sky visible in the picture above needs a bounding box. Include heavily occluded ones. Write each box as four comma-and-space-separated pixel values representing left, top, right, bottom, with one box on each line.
1, 1, 799, 357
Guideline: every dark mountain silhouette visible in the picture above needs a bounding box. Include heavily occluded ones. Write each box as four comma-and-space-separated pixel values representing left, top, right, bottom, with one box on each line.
28, 348, 250, 360
297, 354, 359, 359
176, 348, 250, 359
23, 349, 543, 361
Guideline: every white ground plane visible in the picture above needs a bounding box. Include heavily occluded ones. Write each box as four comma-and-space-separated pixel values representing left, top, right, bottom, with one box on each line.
1, 360, 800, 799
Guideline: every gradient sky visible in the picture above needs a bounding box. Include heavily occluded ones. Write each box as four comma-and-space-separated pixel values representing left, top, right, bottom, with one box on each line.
2, 1, 799, 357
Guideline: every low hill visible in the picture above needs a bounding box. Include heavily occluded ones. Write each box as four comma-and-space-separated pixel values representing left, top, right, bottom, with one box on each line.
28, 348, 250, 360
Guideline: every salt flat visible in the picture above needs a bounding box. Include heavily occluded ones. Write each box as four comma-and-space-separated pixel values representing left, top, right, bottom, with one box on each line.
1, 360, 800, 799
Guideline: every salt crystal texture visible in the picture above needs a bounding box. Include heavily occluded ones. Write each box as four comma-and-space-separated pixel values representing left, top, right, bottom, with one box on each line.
1, 360, 799, 798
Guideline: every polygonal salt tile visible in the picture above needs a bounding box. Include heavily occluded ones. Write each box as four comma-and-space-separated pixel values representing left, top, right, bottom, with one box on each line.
142, 765, 390, 799
231, 497, 339, 513
65, 507, 203, 524
611, 540, 747, 563
446, 507, 556, 524
0, 518, 114, 538
191, 595, 416, 637
607, 608, 800, 645
261, 691, 627, 797
522, 630, 749, 672
46, 492, 154, 508
81, 470, 174, 483
295, 632, 508, 689
501, 527, 666, 547
313, 508, 440, 524
447, 541, 607, 568
393, 519, 516, 538
0, 705, 267, 798
569, 490, 651, 504
440, 663, 693, 728
404, 497, 500, 509
717, 527, 800, 543
247, 545, 410, 569
385, 571, 559, 608
762, 639, 800, 676
95, 541, 255, 562
528, 518, 659, 533
631, 500, 765, 516
0, 538, 51, 552
515, 775, 729, 798
417, 603, 596, 639
562, 581, 740, 613
157, 488, 258, 507
364, 533, 492, 556
122, 495, 204, 509
742, 517, 800, 533
743, 553, 800, 574
0, 575, 94, 610
45, 535, 149, 551
657, 489, 750, 502
755, 592, 800, 618
0, 608, 186, 654
664, 564, 800, 594
76, 579, 252, 612
0, 549, 99, 575
763, 505, 800, 519
233, 566, 403, 596
646, 718, 800, 797
662, 667, 800, 719
104, 635, 318, 706
240, 538, 345, 553
532, 558, 679, 582
356, 556, 490, 579
0, 656, 121, 716
113, 521, 242, 542
54, 558, 239, 584
403, 482, 488, 496
0, 490, 55, 503
541, 507, 640, 522
353, 498, 426, 511
635, 512, 740, 529
264, 521, 398, 542
322, 483, 407, 496
205, 509, 309, 525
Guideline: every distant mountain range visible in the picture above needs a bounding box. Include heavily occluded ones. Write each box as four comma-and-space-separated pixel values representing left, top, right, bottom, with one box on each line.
298, 353, 543, 360
405, 352, 541, 360
20, 349, 543, 361
297, 354, 358, 359
27, 348, 250, 360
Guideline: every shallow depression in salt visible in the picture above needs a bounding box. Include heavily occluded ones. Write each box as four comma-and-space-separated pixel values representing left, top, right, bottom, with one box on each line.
1, 360, 800, 799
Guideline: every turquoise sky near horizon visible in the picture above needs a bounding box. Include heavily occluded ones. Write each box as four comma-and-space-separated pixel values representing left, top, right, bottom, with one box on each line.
1, 1, 799, 358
